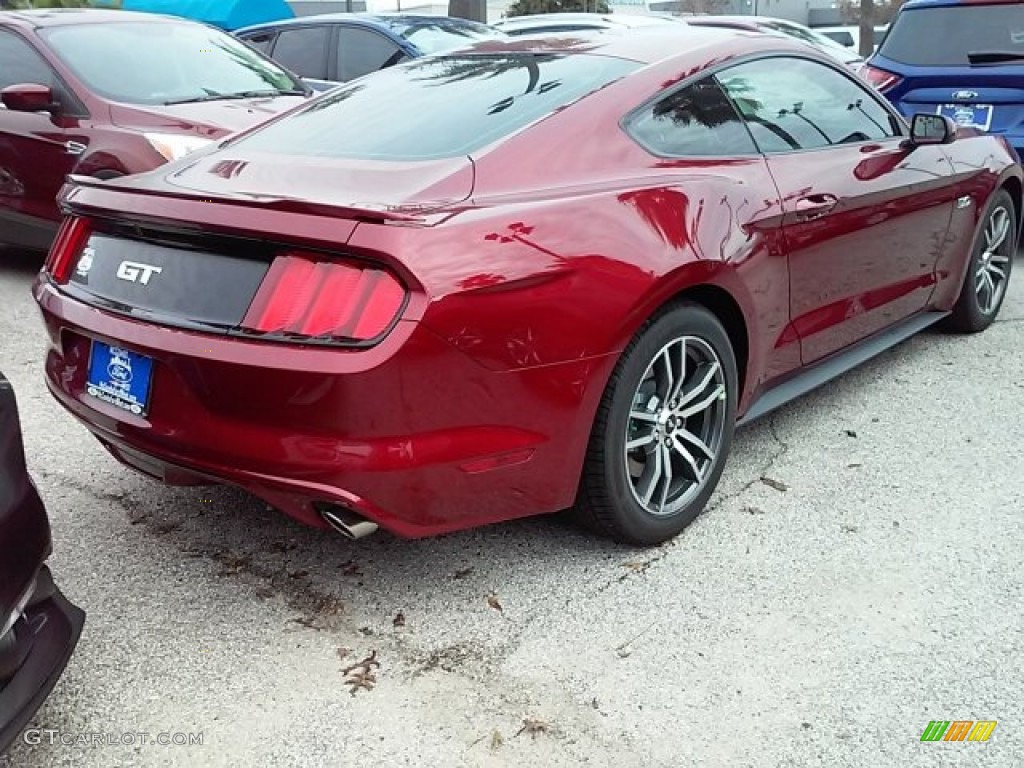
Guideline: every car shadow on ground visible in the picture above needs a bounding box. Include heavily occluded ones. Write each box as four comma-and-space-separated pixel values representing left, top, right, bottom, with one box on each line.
59, 322, 932, 637
0, 247, 45, 277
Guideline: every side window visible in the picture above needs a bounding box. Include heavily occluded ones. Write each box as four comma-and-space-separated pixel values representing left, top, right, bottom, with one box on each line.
0, 30, 55, 91
241, 31, 276, 54
271, 26, 330, 80
628, 77, 757, 157
716, 56, 899, 153
336, 28, 406, 82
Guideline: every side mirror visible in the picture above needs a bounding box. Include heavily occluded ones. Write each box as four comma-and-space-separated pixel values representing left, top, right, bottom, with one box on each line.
907, 113, 956, 146
1, 83, 57, 114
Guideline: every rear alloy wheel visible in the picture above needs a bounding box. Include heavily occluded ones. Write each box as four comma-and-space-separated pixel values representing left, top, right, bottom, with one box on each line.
946, 189, 1015, 333
576, 303, 737, 545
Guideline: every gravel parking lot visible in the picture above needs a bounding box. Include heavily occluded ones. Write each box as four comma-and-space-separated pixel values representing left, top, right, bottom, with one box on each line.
1, 246, 1021, 768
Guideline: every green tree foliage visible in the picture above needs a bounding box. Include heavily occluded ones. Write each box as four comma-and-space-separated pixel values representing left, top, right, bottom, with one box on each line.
505, 0, 611, 18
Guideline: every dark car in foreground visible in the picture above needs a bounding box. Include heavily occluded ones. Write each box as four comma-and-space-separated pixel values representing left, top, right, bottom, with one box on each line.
34, 28, 1020, 545
0, 8, 309, 250
862, 0, 1024, 159
235, 14, 507, 90
0, 372, 84, 752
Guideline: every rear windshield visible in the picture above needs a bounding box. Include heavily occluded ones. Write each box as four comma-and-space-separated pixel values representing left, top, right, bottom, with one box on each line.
230, 53, 639, 161
40, 22, 300, 105
880, 4, 1024, 66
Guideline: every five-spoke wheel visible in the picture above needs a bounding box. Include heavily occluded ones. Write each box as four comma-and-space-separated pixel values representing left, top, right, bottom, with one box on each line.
948, 188, 1016, 333
975, 204, 1011, 316
576, 303, 737, 546
624, 336, 728, 518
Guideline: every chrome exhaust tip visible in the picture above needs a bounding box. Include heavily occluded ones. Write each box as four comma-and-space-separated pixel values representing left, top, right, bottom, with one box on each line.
318, 504, 378, 540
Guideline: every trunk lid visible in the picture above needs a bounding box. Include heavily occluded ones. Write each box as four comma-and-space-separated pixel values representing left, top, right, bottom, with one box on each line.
46, 147, 470, 344
110, 95, 309, 137
874, 2, 1024, 136
878, 61, 1024, 136
156, 148, 476, 213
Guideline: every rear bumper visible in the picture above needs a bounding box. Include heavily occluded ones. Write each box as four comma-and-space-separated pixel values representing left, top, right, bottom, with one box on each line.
0, 567, 85, 754
35, 278, 610, 538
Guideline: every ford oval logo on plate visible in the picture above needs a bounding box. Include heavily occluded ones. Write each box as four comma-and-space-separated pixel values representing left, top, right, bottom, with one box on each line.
952, 90, 979, 100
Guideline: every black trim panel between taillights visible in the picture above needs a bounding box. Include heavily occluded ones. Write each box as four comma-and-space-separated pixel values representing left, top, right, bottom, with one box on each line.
46, 217, 411, 349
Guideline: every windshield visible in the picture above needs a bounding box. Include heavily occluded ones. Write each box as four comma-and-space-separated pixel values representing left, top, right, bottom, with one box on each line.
880, 4, 1024, 66
230, 53, 639, 161
391, 20, 507, 55
41, 21, 301, 105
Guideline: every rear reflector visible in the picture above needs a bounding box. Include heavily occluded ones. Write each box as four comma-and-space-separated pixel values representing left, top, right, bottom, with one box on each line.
859, 64, 901, 93
46, 216, 91, 284
241, 251, 406, 343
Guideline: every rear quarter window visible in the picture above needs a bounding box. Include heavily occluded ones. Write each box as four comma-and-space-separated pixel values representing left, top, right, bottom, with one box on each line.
230, 53, 639, 161
880, 4, 1024, 66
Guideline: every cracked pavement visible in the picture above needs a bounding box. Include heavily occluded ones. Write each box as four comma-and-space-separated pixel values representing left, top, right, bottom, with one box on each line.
1, 247, 1022, 767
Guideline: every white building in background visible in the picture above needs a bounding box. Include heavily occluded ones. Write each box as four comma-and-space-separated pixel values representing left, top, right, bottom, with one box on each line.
287, 0, 838, 25
288, 0, 674, 21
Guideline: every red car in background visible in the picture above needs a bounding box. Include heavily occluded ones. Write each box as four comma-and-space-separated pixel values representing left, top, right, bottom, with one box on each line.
0, 8, 309, 251
34, 29, 1020, 546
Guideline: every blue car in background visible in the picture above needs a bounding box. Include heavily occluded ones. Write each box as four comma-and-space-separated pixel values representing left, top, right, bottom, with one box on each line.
235, 14, 508, 91
862, 0, 1024, 159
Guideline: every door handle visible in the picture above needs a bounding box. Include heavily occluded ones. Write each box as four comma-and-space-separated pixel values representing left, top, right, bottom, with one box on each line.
793, 193, 838, 220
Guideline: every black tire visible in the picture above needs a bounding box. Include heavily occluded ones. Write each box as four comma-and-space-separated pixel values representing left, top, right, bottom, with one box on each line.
944, 188, 1016, 334
91, 170, 124, 181
575, 302, 738, 546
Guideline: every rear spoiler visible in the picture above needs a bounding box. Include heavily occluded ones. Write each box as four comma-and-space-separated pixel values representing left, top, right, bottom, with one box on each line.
59, 174, 432, 225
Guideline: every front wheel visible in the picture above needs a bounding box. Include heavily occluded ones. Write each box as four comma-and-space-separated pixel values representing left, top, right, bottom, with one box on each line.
575, 303, 737, 546
945, 189, 1016, 333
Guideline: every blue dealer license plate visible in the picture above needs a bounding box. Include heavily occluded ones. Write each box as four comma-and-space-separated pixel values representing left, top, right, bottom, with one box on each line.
937, 103, 993, 131
86, 341, 154, 415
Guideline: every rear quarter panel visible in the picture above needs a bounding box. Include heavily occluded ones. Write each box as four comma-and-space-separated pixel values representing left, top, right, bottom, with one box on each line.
346, 46, 800, 414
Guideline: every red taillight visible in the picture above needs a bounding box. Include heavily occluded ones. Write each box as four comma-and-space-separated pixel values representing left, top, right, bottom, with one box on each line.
45, 216, 91, 284
859, 64, 902, 92
241, 251, 406, 343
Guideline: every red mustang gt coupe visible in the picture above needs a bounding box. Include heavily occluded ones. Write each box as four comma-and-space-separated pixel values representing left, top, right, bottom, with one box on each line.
33, 28, 1019, 545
